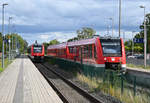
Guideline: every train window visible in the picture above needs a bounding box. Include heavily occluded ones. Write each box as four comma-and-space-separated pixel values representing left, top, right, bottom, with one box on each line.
83, 45, 93, 59
94, 45, 97, 59
69, 47, 77, 54
33, 45, 42, 53
89, 45, 92, 58
57, 49, 66, 56
100, 39, 122, 57
69, 47, 73, 53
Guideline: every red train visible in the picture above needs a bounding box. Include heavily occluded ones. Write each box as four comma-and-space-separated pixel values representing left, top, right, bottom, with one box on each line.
28, 43, 45, 62
47, 36, 126, 72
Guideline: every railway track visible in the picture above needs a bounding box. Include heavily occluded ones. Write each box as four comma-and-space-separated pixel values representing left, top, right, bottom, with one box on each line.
34, 63, 106, 103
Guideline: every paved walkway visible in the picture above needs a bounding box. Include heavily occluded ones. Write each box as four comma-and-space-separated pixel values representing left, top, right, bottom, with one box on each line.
0, 55, 63, 103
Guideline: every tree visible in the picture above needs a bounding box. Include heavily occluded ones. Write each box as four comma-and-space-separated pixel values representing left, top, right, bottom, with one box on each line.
49, 39, 59, 45
137, 13, 150, 53
124, 39, 143, 53
5, 33, 28, 53
67, 27, 96, 42
77, 27, 96, 40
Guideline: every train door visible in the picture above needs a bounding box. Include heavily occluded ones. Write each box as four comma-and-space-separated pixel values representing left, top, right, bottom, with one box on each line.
79, 46, 84, 63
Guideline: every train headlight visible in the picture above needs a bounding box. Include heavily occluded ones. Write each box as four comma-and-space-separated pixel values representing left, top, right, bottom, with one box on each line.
111, 58, 115, 61
104, 58, 107, 60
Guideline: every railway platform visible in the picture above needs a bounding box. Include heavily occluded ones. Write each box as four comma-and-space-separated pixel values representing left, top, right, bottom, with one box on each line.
0, 55, 63, 103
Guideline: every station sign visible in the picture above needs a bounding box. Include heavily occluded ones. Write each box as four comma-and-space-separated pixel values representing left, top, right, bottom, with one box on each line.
133, 38, 144, 43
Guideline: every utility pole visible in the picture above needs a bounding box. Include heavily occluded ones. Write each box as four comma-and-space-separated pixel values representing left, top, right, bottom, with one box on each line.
132, 31, 135, 56
8, 17, 12, 62
109, 18, 114, 37
140, 5, 147, 68
123, 31, 125, 42
107, 25, 110, 35
119, 0, 122, 37
1, 3, 8, 69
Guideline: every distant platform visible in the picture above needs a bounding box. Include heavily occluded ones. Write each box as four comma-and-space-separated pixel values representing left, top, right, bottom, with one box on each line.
0, 55, 62, 103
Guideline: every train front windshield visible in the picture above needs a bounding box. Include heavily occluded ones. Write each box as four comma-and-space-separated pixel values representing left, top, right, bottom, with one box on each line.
33, 45, 42, 53
100, 39, 122, 57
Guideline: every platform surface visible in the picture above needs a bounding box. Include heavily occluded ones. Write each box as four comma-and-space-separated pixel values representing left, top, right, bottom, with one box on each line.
0, 55, 63, 103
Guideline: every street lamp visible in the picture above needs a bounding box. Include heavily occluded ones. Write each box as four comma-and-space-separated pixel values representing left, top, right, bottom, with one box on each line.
8, 17, 12, 62
1, 3, 8, 69
107, 25, 110, 35
132, 31, 135, 56
119, 0, 122, 37
109, 17, 114, 37
140, 5, 147, 68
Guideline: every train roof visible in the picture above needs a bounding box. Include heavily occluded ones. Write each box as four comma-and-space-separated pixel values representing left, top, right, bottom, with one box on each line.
28, 43, 43, 48
47, 36, 122, 50
47, 42, 67, 49
67, 38, 97, 47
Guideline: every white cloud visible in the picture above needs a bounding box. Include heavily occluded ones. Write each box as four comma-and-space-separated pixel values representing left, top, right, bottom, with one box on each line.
20, 31, 77, 45
0, 0, 149, 28
0, 0, 149, 44
38, 34, 51, 40
21, 29, 140, 46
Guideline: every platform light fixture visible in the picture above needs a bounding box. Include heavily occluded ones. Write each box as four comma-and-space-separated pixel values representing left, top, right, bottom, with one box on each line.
109, 17, 114, 37
140, 5, 147, 68
1, 3, 8, 69
8, 16, 12, 62
118, 0, 122, 37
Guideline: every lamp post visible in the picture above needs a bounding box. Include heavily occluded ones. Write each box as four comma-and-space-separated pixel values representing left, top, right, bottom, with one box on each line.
107, 25, 110, 35
123, 31, 125, 41
12, 24, 16, 58
119, 0, 122, 37
1, 3, 8, 69
109, 17, 114, 37
132, 31, 135, 56
8, 17, 12, 62
140, 5, 147, 68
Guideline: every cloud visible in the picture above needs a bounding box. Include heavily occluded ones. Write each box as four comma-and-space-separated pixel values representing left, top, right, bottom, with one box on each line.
21, 29, 139, 46
0, 0, 149, 44
38, 34, 51, 40
20, 31, 77, 45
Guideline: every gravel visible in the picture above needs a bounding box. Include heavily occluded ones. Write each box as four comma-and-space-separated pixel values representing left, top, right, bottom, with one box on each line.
44, 62, 122, 103
35, 63, 91, 103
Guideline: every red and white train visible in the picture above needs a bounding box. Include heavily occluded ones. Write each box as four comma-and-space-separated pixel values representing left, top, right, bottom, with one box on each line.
47, 36, 126, 72
28, 43, 45, 62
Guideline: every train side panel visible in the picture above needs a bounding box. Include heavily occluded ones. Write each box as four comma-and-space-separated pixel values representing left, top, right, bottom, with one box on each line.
47, 37, 126, 72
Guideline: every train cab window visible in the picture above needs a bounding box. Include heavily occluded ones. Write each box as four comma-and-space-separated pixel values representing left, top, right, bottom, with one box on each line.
100, 39, 122, 57
33, 45, 42, 53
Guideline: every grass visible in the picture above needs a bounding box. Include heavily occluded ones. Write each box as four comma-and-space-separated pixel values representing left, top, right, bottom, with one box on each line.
127, 64, 150, 70
46, 58, 150, 102
77, 73, 150, 103
0, 58, 12, 73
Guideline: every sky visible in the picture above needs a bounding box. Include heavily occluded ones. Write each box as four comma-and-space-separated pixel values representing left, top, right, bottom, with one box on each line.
0, 0, 150, 45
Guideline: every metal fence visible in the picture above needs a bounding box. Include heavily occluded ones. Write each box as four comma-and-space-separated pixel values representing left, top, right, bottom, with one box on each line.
45, 56, 150, 102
